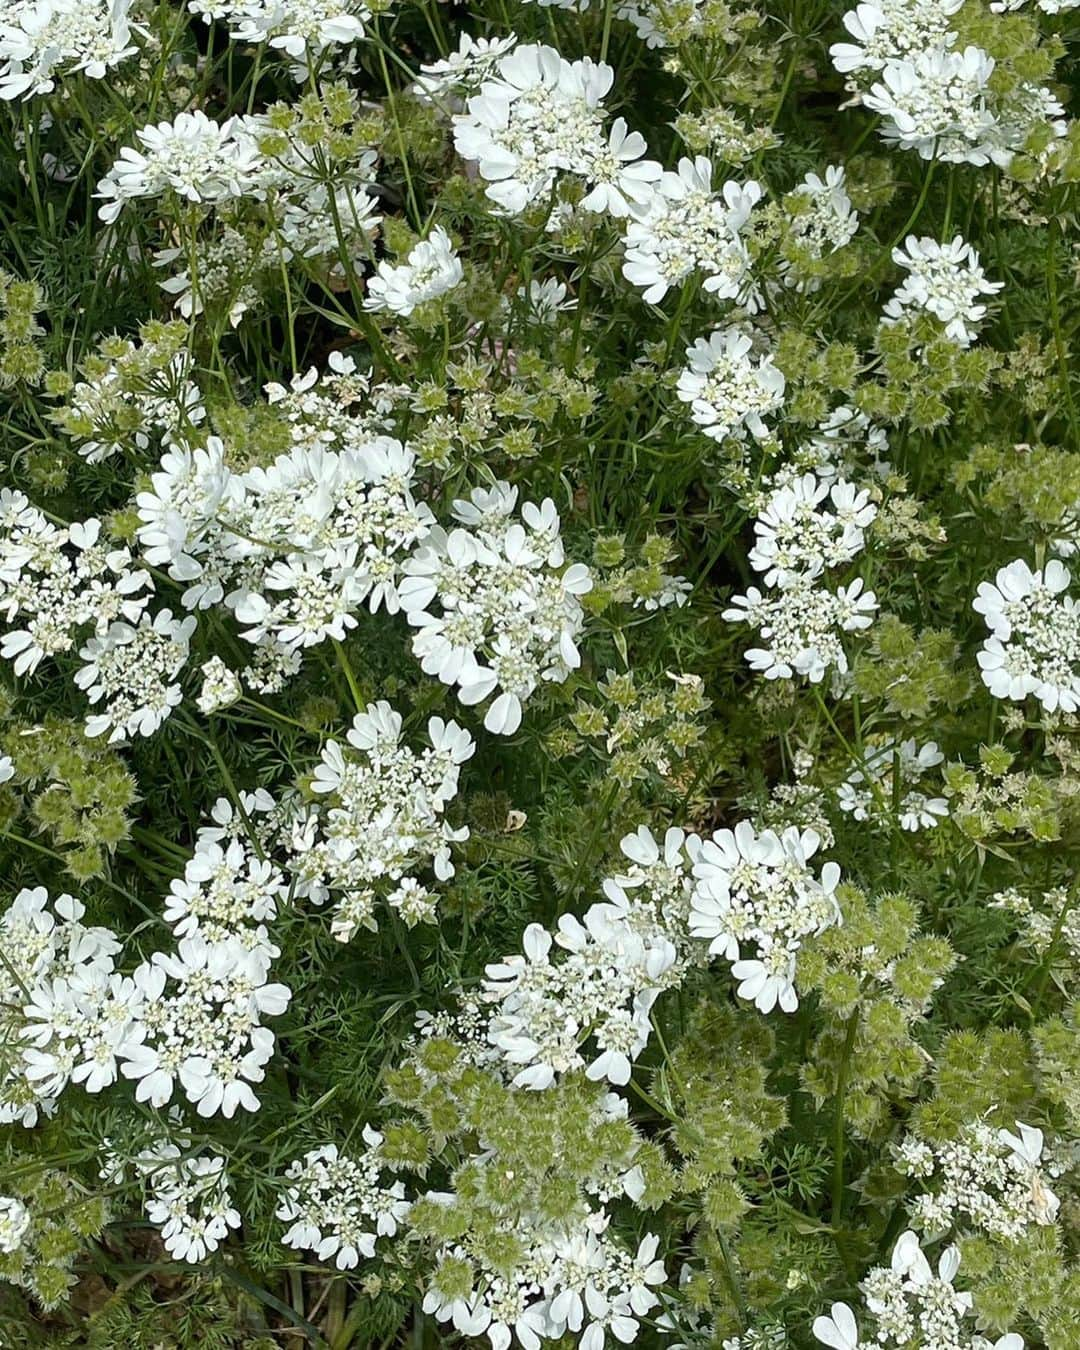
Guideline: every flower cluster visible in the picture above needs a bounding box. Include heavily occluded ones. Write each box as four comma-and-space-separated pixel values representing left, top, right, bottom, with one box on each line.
814, 1232, 981, 1350
973, 559, 1080, 712
689, 822, 842, 1013
896, 1121, 1060, 1240
399, 483, 592, 735
883, 236, 1002, 348
0, 887, 121, 1126
276, 1130, 411, 1269
837, 738, 949, 832
365, 226, 463, 316
0, 0, 139, 100
725, 471, 878, 684
288, 700, 474, 941
621, 158, 762, 305
676, 327, 786, 445
423, 1213, 666, 1350
135, 1143, 242, 1262
137, 425, 433, 654
188, 0, 369, 63
452, 42, 659, 216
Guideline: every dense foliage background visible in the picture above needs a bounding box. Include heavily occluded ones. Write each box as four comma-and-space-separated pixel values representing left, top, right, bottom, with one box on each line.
2, 0, 1080, 1345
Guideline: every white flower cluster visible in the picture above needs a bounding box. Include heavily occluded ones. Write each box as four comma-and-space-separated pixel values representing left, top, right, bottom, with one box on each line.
689, 822, 842, 1013
814, 1232, 990, 1350
162, 795, 287, 949
0, 887, 122, 1126
276, 1130, 411, 1269
724, 471, 878, 683
991, 885, 1080, 968
119, 933, 290, 1118
452, 42, 660, 216
289, 700, 474, 942
883, 236, 1002, 348
805, 405, 891, 483
0, 491, 150, 677
476, 827, 696, 1089
747, 473, 877, 588
413, 31, 520, 107
831, 0, 1065, 168
0, 1196, 30, 1254
424, 1213, 666, 1350
0, 0, 139, 100
838, 738, 949, 832
621, 157, 762, 306
677, 327, 786, 444
60, 337, 205, 464
96, 110, 381, 281
973, 558, 1080, 712
0, 492, 193, 742
137, 428, 433, 653
263, 351, 400, 450
136, 1142, 241, 1262
365, 225, 463, 316
188, 0, 369, 62
780, 166, 859, 290
399, 483, 592, 736
896, 1121, 1060, 1240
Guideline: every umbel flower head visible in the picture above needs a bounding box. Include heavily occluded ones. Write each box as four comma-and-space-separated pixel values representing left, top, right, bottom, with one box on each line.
973, 558, 1080, 712
399, 483, 593, 735
689, 821, 842, 1013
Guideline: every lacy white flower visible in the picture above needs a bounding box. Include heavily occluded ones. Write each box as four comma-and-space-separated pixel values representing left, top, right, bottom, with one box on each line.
399, 483, 593, 735
120, 935, 290, 1118
781, 166, 859, 288
0, 1196, 30, 1254
748, 473, 876, 587
863, 47, 1002, 166
973, 558, 1080, 712
0, 0, 139, 100
290, 700, 474, 941
452, 42, 658, 216
96, 111, 264, 222
992, 884, 1080, 968
190, 0, 369, 60
414, 31, 520, 106
724, 577, 878, 683
677, 328, 785, 444
75, 608, 196, 743
0, 496, 150, 678
423, 1210, 666, 1350
277, 1131, 411, 1269
0, 888, 122, 1125
197, 655, 242, 714
837, 739, 949, 832
365, 226, 463, 316
897, 1121, 1060, 1239
883, 236, 1002, 348
689, 821, 842, 1013
621, 158, 762, 305
829, 0, 962, 75
139, 1145, 241, 1262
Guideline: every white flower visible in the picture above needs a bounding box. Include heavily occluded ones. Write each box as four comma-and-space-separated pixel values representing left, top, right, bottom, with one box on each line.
0, 1196, 30, 1254
399, 485, 592, 734
197, 655, 242, 714
622, 160, 762, 305
883, 235, 1002, 347
724, 578, 878, 683
864, 47, 1002, 166
365, 226, 464, 316
0, 0, 140, 100
689, 820, 842, 1013
829, 0, 962, 75
277, 1131, 411, 1270
748, 473, 876, 587
973, 558, 1080, 712
814, 1302, 859, 1350
141, 1147, 241, 1263
452, 43, 650, 217
677, 328, 785, 443
193, 0, 369, 61
96, 111, 263, 222
76, 607, 196, 743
